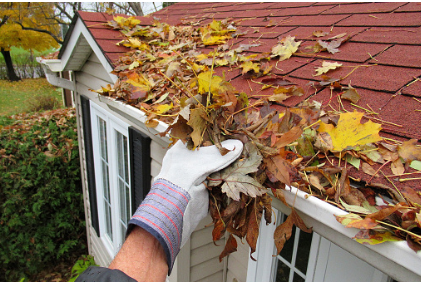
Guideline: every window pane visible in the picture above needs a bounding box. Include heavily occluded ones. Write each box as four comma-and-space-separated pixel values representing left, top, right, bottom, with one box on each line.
296, 229, 313, 274
99, 118, 108, 161
125, 185, 131, 223
123, 135, 129, 182
279, 224, 296, 262
275, 260, 290, 282
119, 179, 126, 223
105, 201, 113, 241
293, 272, 305, 282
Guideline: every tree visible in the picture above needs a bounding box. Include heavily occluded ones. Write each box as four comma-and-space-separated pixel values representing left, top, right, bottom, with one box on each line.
0, 3, 60, 81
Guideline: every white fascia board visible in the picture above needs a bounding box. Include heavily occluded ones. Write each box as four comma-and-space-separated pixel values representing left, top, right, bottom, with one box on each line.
44, 17, 117, 83
273, 185, 421, 280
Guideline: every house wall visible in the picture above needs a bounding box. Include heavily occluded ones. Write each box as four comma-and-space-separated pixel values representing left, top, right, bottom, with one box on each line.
73, 51, 242, 281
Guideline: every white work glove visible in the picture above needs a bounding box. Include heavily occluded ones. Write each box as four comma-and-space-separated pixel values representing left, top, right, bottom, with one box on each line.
128, 139, 243, 274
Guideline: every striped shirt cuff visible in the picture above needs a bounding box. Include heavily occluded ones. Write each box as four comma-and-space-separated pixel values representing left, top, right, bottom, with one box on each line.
128, 178, 190, 274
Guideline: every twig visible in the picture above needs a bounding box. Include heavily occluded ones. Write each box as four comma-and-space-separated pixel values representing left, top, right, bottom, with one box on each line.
363, 115, 402, 127
376, 220, 421, 240
399, 177, 421, 182
303, 119, 322, 130
380, 170, 406, 202
351, 103, 378, 115
386, 171, 421, 178
379, 77, 421, 110
366, 160, 391, 185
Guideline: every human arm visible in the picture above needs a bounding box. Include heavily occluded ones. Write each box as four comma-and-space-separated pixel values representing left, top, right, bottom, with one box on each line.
76, 139, 243, 282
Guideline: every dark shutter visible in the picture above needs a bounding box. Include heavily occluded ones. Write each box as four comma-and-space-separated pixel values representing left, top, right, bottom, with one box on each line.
80, 95, 100, 236
129, 127, 151, 214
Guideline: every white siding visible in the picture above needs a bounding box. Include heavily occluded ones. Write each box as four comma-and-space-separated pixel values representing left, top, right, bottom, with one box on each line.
226, 235, 249, 282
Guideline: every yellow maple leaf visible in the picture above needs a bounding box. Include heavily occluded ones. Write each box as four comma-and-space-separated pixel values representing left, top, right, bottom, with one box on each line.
317, 111, 382, 152
153, 103, 173, 114
240, 61, 260, 74
197, 71, 223, 95
271, 35, 302, 61
313, 61, 342, 76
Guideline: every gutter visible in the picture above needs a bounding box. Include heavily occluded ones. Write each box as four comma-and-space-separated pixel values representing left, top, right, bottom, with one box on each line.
271, 185, 421, 282
36, 58, 76, 92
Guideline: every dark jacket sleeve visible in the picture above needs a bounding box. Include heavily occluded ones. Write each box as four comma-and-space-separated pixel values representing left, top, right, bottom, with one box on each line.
75, 266, 137, 282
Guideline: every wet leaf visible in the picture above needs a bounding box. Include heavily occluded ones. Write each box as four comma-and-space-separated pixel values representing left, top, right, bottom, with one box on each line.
353, 230, 402, 245
246, 202, 262, 259
410, 160, 421, 171
274, 213, 294, 255
314, 61, 342, 76
391, 158, 405, 176
219, 234, 238, 262
362, 162, 378, 177
313, 30, 329, 37
341, 85, 361, 103
241, 61, 260, 74
264, 155, 299, 186
187, 107, 207, 149
271, 36, 302, 61
398, 139, 421, 163
220, 173, 266, 201
317, 111, 382, 152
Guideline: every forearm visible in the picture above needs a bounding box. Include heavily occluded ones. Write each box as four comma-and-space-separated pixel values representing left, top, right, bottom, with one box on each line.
108, 226, 168, 282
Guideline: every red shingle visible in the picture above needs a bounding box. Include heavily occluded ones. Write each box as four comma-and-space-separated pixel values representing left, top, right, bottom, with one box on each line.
287, 26, 366, 40
78, 11, 107, 22
237, 26, 296, 39
395, 2, 422, 12
273, 5, 337, 17
290, 59, 421, 93
370, 45, 421, 68
267, 2, 316, 9
337, 12, 421, 27
279, 14, 350, 26
298, 41, 391, 63
322, 2, 406, 14
401, 79, 421, 98
309, 87, 421, 140
351, 27, 421, 45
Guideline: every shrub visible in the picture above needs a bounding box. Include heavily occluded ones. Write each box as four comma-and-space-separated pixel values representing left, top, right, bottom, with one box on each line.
0, 108, 85, 281
25, 92, 62, 113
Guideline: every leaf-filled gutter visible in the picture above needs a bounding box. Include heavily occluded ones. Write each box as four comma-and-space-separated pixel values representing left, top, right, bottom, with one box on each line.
90, 15, 421, 259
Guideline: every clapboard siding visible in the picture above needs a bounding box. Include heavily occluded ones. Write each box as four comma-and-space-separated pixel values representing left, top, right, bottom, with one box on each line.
197, 271, 224, 282
191, 257, 225, 282
89, 227, 113, 266
226, 235, 249, 282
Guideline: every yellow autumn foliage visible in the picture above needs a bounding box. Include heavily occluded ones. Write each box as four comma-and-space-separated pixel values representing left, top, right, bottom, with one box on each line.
318, 111, 382, 152
0, 3, 60, 51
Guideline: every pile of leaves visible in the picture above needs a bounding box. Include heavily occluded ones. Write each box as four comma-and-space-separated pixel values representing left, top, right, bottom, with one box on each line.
92, 16, 421, 260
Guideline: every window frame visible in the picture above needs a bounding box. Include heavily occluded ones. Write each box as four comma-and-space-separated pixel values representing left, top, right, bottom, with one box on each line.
246, 208, 320, 282
90, 101, 132, 257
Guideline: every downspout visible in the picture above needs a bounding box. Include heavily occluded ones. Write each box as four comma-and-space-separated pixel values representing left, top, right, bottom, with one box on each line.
36, 57, 76, 92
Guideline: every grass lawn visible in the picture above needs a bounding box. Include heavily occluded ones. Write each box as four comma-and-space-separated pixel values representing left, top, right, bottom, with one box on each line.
0, 78, 63, 116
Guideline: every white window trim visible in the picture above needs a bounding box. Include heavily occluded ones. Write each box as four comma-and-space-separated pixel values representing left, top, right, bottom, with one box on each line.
90, 101, 131, 258
247, 206, 390, 282
246, 208, 320, 282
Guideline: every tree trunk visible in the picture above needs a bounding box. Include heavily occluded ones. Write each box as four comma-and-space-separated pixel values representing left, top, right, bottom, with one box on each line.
1, 48, 21, 81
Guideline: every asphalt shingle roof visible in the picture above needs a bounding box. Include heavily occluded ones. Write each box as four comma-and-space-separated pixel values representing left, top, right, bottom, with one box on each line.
76, 2, 421, 192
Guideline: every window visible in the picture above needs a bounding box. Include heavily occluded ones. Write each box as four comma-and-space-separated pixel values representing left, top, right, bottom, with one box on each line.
247, 209, 319, 282
90, 102, 131, 257
247, 207, 390, 282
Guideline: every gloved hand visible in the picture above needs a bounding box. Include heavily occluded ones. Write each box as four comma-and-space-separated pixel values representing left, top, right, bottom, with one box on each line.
128, 139, 243, 274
